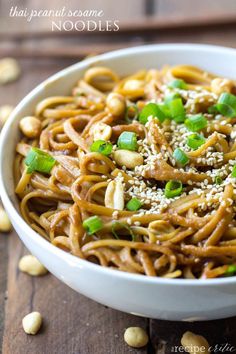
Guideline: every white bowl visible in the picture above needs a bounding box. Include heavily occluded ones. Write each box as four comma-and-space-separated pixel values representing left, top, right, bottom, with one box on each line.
1, 44, 236, 321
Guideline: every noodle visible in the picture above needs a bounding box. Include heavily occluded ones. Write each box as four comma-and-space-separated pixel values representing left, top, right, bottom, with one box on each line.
14, 64, 236, 279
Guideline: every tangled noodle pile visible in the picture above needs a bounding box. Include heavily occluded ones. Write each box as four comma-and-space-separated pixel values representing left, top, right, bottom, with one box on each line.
15, 64, 236, 278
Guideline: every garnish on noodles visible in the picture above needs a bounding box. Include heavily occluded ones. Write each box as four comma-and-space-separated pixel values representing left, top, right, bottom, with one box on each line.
15, 65, 236, 279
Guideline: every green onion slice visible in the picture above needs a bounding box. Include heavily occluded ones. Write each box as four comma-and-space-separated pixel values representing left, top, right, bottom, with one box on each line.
90, 140, 113, 156
139, 102, 166, 124
186, 133, 206, 150
208, 105, 218, 115
216, 93, 236, 118
168, 79, 187, 90
164, 180, 183, 198
111, 222, 135, 241
82, 216, 103, 235
168, 98, 186, 123
232, 165, 236, 178
117, 131, 138, 151
158, 103, 171, 118
125, 104, 139, 122
214, 176, 222, 185
25, 147, 56, 174
225, 264, 236, 276
173, 148, 189, 166
126, 198, 142, 211
185, 114, 208, 132
164, 92, 181, 104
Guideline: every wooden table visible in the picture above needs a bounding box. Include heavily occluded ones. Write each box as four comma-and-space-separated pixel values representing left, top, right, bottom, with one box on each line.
1, 1, 236, 353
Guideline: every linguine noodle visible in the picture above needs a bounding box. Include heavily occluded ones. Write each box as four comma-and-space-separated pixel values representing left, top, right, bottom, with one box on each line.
15, 64, 236, 279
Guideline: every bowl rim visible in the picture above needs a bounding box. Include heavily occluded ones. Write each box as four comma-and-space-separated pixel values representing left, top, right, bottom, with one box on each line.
1, 42, 236, 286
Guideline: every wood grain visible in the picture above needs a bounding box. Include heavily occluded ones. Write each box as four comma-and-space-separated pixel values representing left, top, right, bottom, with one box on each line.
2, 234, 148, 354
150, 318, 236, 353
0, 42, 143, 59
1, 13, 236, 39
157, 0, 236, 19
0, 233, 8, 350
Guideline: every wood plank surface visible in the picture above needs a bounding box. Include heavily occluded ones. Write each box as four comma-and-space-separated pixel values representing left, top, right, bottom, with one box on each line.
2, 234, 148, 354
0, 234, 8, 351
1, 0, 236, 353
157, 0, 236, 19
150, 318, 236, 353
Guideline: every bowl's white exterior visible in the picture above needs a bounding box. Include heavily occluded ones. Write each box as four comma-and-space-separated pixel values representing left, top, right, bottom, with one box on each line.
1, 44, 236, 321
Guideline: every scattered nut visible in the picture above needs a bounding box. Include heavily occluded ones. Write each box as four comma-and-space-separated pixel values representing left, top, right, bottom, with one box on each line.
18, 255, 48, 276
211, 77, 233, 95
181, 331, 209, 354
113, 150, 143, 169
0, 58, 21, 84
124, 327, 148, 348
105, 180, 124, 210
22, 311, 42, 335
0, 105, 14, 125
0, 208, 12, 232
19, 116, 42, 138
123, 79, 144, 92
92, 122, 112, 141
106, 92, 126, 116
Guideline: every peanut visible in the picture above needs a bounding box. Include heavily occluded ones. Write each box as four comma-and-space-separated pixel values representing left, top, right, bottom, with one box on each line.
0, 208, 11, 232
19, 116, 42, 138
106, 92, 126, 116
181, 331, 209, 354
0, 58, 20, 84
22, 312, 42, 335
18, 255, 48, 276
0, 105, 14, 125
104, 180, 124, 210
124, 327, 148, 348
92, 122, 112, 141
211, 78, 233, 95
123, 79, 144, 91
113, 150, 143, 169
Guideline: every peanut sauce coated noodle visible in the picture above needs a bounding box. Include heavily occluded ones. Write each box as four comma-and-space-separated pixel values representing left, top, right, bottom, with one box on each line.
15, 64, 236, 279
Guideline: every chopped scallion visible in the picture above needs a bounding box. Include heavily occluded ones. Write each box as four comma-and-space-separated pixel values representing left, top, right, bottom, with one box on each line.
168, 79, 187, 90
82, 216, 103, 235
117, 131, 138, 151
225, 265, 236, 276
215, 176, 222, 185
164, 180, 183, 198
139, 102, 166, 124
232, 165, 236, 178
25, 147, 56, 174
185, 114, 208, 132
186, 133, 205, 150
168, 98, 186, 123
216, 93, 236, 118
208, 105, 218, 115
173, 148, 189, 166
158, 103, 170, 118
126, 198, 142, 211
164, 92, 181, 104
90, 140, 113, 156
